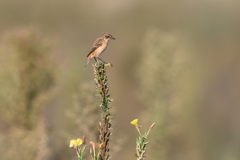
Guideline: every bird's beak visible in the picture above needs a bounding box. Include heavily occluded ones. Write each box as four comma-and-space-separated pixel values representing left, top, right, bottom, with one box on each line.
111, 37, 116, 40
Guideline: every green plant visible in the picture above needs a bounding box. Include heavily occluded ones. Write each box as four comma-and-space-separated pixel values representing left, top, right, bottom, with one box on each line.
93, 62, 113, 160
69, 137, 86, 160
0, 28, 56, 160
69, 62, 155, 160
70, 61, 113, 160
131, 119, 155, 160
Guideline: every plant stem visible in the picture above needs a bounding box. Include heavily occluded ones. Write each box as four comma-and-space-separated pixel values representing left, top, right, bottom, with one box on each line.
93, 62, 113, 160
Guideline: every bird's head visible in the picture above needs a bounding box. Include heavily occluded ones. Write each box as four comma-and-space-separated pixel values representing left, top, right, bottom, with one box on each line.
103, 33, 115, 41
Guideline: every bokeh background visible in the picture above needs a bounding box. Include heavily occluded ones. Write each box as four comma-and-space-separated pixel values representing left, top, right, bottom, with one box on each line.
1, 0, 240, 160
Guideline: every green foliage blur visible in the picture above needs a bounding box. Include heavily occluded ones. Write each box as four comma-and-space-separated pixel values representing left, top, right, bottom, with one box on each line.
0, 0, 240, 160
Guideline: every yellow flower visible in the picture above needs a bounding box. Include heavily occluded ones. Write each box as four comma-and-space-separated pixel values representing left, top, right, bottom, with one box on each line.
69, 138, 82, 148
130, 119, 138, 126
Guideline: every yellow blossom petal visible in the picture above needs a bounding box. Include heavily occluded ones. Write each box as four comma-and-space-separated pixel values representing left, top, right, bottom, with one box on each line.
69, 139, 82, 148
76, 138, 83, 146
130, 119, 138, 126
69, 140, 77, 148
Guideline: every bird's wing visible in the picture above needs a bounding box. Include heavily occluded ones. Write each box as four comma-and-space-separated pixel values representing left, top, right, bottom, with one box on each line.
86, 38, 103, 57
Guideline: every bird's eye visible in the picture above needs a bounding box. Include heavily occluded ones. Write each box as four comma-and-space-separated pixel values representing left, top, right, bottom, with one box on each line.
105, 35, 109, 38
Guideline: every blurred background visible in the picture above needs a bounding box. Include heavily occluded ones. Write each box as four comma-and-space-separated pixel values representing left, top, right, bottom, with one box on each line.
0, 0, 240, 160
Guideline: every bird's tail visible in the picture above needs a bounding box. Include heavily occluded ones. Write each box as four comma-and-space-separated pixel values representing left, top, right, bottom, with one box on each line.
84, 58, 90, 69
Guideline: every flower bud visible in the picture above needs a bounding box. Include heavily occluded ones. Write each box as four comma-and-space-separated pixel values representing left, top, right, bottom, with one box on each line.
90, 141, 95, 149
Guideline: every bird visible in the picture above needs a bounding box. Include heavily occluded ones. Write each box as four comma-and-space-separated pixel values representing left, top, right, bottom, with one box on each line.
84, 33, 115, 68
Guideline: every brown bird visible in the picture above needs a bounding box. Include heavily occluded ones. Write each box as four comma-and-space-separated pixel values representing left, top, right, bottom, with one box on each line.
84, 33, 115, 68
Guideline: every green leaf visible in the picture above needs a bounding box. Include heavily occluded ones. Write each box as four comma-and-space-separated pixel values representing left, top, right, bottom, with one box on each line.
144, 141, 150, 145
96, 89, 102, 93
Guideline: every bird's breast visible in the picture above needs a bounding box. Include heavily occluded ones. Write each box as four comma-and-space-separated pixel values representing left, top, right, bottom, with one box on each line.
95, 43, 108, 57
